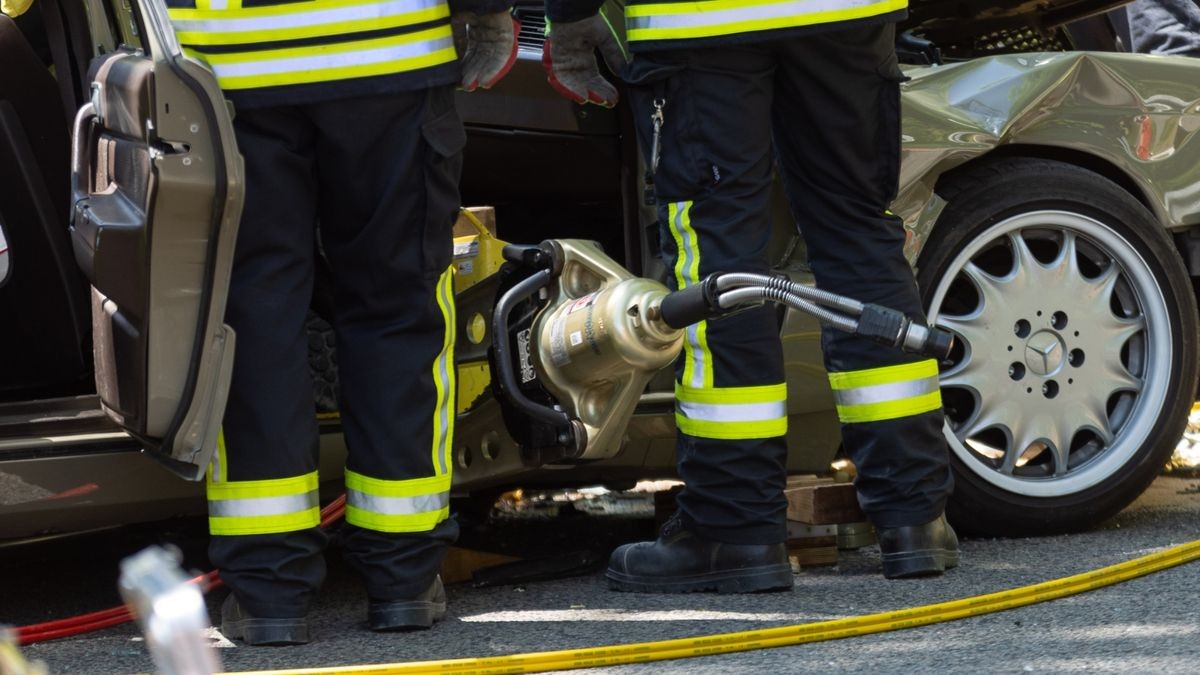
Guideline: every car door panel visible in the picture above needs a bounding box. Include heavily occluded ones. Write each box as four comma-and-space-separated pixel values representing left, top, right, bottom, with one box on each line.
71, 0, 243, 480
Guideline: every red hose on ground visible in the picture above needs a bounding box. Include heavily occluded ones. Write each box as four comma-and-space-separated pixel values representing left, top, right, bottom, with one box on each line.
15, 496, 347, 645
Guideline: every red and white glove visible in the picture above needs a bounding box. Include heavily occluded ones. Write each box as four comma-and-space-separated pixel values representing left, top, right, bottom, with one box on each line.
542, 13, 629, 108
453, 11, 521, 91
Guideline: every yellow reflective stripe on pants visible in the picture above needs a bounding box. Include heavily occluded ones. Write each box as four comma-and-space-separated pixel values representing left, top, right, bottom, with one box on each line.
626, 0, 908, 42
431, 266, 456, 477
207, 471, 320, 535
344, 470, 450, 533
668, 201, 713, 389
182, 26, 456, 91
170, 0, 449, 46
828, 359, 942, 424
207, 429, 229, 484
675, 383, 787, 440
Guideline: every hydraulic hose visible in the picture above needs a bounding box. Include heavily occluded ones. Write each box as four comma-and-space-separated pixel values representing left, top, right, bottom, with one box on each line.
660, 272, 953, 359
714, 272, 864, 315
717, 286, 859, 334
13, 496, 348, 645
232, 538, 1200, 675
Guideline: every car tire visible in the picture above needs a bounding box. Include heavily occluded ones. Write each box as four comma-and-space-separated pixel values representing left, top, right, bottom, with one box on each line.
917, 157, 1199, 536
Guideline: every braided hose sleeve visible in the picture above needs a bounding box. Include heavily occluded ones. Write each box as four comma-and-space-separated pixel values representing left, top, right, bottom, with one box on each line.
713, 273, 863, 315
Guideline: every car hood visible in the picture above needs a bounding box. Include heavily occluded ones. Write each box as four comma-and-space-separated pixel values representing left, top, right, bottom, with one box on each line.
903, 0, 1132, 48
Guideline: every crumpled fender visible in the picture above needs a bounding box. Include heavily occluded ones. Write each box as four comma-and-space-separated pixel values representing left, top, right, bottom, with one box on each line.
893, 52, 1200, 260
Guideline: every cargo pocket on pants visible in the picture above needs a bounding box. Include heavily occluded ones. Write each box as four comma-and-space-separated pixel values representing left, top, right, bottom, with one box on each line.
623, 55, 709, 203
420, 102, 466, 276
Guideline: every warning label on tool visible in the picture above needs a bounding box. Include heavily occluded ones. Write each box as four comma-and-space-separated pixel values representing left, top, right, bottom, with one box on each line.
568, 293, 597, 314
549, 315, 571, 367
516, 329, 537, 384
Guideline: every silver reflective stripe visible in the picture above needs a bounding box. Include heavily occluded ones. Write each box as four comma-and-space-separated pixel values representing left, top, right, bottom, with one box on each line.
207, 491, 318, 518
208, 36, 454, 79
677, 400, 786, 423
627, 0, 890, 30
173, 0, 445, 35
208, 0, 228, 9
832, 375, 939, 406
347, 489, 449, 515
674, 202, 706, 389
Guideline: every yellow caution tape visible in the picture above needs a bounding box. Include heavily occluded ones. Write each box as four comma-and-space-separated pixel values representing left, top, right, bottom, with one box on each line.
230, 538, 1200, 675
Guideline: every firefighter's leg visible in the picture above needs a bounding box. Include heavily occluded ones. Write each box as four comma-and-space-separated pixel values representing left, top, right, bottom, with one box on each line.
210, 105, 326, 645
606, 46, 793, 593
309, 86, 460, 627
771, 23, 956, 576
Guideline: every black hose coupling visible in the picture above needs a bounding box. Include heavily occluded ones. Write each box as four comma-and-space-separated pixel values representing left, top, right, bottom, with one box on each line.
660, 275, 722, 329
857, 304, 907, 347
858, 304, 955, 360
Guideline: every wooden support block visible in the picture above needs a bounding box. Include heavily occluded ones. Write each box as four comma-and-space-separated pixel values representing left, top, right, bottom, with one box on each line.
452, 206, 497, 237
787, 523, 839, 569
785, 474, 835, 489
439, 547, 521, 585
789, 547, 840, 569
785, 482, 863, 525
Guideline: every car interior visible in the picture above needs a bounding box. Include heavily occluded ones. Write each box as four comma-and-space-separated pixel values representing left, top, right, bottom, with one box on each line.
0, 3, 91, 401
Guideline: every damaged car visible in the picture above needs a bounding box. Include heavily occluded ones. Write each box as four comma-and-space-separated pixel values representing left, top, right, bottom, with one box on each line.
1, 0, 1198, 543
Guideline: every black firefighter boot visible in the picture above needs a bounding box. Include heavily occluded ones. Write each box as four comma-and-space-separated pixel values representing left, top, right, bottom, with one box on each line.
220, 594, 310, 646
606, 517, 794, 593
368, 575, 447, 631
877, 513, 960, 579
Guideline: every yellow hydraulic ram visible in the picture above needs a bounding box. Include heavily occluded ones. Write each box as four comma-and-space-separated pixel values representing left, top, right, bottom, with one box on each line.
233, 538, 1200, 675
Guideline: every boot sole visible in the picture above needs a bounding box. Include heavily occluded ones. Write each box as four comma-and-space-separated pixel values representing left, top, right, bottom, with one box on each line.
882, 547, 960, 579
607, 563, 794, 594
369, 600, 447, 632
222, 617, 310, 646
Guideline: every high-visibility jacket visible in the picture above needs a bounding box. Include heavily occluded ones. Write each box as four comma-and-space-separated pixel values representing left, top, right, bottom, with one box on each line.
546, 0, 905, 51
166, 0, 504, 108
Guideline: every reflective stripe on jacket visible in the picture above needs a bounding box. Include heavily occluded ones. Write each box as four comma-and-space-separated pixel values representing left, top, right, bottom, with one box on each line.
167, 0, 459, 107
626, 0, 906, 46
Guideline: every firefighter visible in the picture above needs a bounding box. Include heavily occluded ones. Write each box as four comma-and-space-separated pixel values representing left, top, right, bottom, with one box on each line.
543, 0, 958, 591
165, 0, 518, 644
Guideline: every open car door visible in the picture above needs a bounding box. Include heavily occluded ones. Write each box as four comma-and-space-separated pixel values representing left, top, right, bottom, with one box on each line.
70, 0, 243, 480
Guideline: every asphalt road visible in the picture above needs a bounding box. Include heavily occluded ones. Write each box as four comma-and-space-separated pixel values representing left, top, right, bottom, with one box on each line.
3, 475, 1199, 674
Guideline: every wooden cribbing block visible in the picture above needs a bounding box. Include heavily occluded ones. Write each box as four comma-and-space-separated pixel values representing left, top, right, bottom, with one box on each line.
785, 474, 835, 489
788, 544, 839, 569
439, 547, 521, 585
785, 482, 863, 525
452, 206, 497, 237
786, 522, 838, 569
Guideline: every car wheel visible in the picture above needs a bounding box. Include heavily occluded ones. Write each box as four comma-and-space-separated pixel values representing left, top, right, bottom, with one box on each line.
917, 158, 1199, 536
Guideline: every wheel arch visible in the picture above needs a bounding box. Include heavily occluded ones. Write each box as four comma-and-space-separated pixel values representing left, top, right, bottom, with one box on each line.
933, 144, 1156, 219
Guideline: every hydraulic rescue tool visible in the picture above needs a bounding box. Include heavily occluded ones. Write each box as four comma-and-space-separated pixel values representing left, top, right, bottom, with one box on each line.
490, 239, 954, 468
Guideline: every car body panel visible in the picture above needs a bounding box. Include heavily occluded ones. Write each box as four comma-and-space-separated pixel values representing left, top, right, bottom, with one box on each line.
895, 52, 1200, 259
